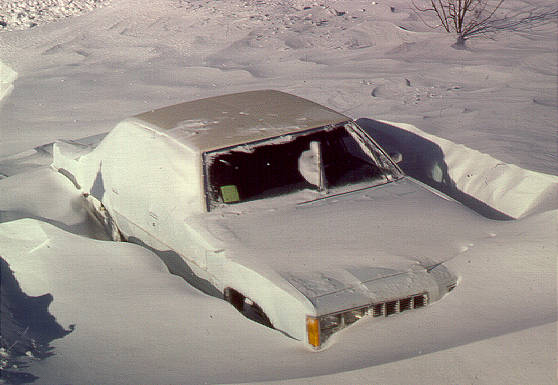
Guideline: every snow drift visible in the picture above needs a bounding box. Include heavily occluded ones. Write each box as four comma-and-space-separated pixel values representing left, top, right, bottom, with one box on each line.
360, 118, 558, 219
0, 204, 555, 384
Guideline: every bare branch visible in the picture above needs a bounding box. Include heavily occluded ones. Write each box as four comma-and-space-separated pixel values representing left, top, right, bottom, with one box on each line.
411, 0, 558, 45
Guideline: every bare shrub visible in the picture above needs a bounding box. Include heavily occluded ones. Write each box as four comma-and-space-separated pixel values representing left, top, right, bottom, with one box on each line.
411, 0, 558, 48
412, 0, 506, 45
412, 0, 558, 46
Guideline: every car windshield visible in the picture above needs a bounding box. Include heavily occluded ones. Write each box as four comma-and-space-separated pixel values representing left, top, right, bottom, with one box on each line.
204, 122, 402, 210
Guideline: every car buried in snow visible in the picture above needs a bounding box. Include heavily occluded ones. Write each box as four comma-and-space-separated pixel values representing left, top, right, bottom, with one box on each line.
53, 90, 460, 349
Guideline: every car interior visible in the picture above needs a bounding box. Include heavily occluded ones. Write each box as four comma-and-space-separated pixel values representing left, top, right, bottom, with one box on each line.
206, 125, 383, 207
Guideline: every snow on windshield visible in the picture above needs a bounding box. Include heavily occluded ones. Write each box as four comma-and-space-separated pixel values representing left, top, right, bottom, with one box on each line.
204, 124, 402, 209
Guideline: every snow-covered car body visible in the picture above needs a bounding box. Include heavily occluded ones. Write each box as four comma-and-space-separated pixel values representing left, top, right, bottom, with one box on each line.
53, 90, 462, 349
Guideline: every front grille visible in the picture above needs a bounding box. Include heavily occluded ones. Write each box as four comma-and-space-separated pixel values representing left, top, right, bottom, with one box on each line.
372, 303, 384, 317
399, 297, 412, 312
385, 300, 397, 316
316, 293, 430, 346
371, 294, 428, 317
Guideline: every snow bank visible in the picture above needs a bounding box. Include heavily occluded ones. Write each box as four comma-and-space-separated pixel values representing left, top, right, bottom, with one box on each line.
0, 60, 17, 103
0, 218, 297, 384
1, 208, 555, 384
362, 119, 558, 219
254, 322, 557, 385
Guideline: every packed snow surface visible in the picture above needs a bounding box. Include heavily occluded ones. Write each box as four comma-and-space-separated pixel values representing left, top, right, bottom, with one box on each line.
0, 0, 112, 31
0, 0, 556, 383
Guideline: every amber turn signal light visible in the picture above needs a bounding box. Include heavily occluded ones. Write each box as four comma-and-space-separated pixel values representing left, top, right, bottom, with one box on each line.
306, 316, 320, 347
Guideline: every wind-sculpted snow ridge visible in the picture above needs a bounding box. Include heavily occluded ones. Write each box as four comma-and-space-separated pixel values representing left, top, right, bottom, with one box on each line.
0, 60, 17, 103
0, 0, 111, 31
363, 119, 558, 219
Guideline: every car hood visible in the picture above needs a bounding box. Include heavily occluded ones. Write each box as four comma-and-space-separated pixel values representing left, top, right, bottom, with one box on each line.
203, 177, 495, 310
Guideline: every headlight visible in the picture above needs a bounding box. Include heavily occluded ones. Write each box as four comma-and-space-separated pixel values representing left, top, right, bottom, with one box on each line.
344, 308, 366, 324
306, 306, 367, 348
320, 314, 341, 330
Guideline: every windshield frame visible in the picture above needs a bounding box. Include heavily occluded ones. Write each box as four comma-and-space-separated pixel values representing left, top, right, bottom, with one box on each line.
202, 121, 404, 211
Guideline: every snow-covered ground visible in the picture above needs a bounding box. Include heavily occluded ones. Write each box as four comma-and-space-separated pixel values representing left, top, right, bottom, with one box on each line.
0, 0, 556, 383
0, 0, 112, 31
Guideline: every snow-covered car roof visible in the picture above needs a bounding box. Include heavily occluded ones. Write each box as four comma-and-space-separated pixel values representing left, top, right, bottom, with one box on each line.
131, 90, 350, 152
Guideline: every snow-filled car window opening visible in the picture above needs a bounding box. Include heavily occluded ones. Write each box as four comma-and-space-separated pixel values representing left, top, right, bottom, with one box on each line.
204, 123, 402, 209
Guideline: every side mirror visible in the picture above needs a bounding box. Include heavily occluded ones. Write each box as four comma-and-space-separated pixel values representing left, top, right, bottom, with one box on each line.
389, 152, 403, 164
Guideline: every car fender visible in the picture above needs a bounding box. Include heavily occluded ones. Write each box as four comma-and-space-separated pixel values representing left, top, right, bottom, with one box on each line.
222, 260, 316, 342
